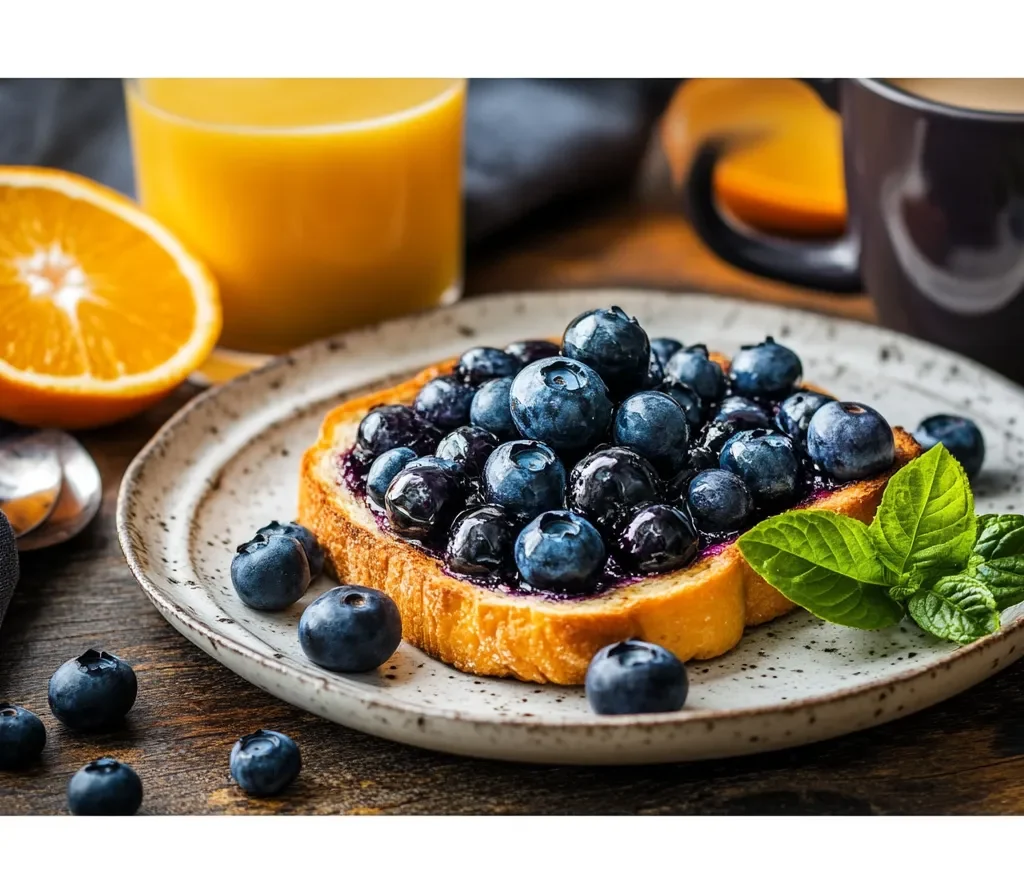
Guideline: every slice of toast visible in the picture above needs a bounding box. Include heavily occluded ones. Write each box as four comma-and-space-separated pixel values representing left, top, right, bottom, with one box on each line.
299, 355, 920, 685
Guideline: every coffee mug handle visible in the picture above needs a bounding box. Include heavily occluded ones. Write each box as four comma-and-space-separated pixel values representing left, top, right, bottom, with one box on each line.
683, 78, 863, 294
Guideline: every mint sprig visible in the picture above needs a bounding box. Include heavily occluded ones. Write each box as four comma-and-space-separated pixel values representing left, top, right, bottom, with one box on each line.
738, 444, 1024, 645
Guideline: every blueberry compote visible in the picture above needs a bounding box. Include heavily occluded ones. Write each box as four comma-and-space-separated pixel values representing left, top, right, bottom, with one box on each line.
340, 316, 887, 598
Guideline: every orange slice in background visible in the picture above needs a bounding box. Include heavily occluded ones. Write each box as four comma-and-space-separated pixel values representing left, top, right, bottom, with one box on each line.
0, 167, 220, 429
661, 79, 846, 237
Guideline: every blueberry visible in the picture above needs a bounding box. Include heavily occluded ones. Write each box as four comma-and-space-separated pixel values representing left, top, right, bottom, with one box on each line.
504, 339, 560, 367
48, 649, 138, 732
714, 395, 772, 429
436, 425, 499, 475
644, 350, 665, 389
229, 730, 301, 797
509, 357, 613, 453
366, 446, 418, 505
613, 391, 690, 475
661, 381, 705, 429
807, 401, 895, 482
615, 504, 699, 574
664, 345, 727, 404
650, 337, 684, 368
0, 704, 46, 769
687, 469, 755, 532
256, 520, 324, 579
729, 337, 803, 399
567, 447, 660, 536
299, 585, 402, 673
482, 440, 566, 522
514, 510, 606, 593
585, 640, 688, 715
914, 414, 986, 479
413, 376, 476, 430
470, 376, 519, 441
356, 404, 441, 459
67, 758, 143, 816
719, 429, 799, 506
562, 306, 651, 397
446, 506, 515, 577
776, 390, 833, 443
231, 534, 310, 610
384, 461, 463, 542
456, 346, 520, 385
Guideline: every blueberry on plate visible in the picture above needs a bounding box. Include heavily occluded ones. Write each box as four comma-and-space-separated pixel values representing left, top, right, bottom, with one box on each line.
356, 404, 441, 459
807, 401, 895, 482
661, 381, 705, 429
729, 337, 803, 399
775, 390, 833, 443
384, 460, 463, 542
687, 469, 755, 533
482, 440, 566, 522
664, 344, 727, 404
231, 534, 311, 610
714, 395, 772, 429
366, 446, 418, 505
914, 414, 985, 479
299, 585, 403, 673
615, 504, 699, 574
256, 520, 324, 579
436, 425, 499, 475
514, 510, 606, 593
509, 357, 613, 453
470, 376, 519, 441
67, 758, 143, 816
567, 446, 660, 536
230, 730, 301, 798
650, 337, 684, 368
585, 640, 688, 715
613, 391, 690, 475
413, 375, 476, 430
456, 346, 520, 385
562, 306, 651, 398
504, 339, 560, 367
446, 505, 515, 577
0, 704, 46, 769
719, 428, 800, 506
48, 649, 138, 732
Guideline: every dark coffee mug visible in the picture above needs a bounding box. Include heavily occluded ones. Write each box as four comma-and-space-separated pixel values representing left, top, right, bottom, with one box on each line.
685, 78, 1024, 382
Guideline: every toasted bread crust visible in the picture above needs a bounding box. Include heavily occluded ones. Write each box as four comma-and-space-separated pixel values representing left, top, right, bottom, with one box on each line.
299, 358, 920, 685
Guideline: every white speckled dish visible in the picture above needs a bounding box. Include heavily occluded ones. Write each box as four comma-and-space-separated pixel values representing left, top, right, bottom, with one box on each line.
117, 291, 1024, 764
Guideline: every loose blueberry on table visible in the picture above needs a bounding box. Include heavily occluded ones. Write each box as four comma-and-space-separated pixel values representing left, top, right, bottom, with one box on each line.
48, 649, 138, 732
0, 703, 46, 769
230, 729, 302, 797
340, 307, 902, 598
67, 758, 143, 816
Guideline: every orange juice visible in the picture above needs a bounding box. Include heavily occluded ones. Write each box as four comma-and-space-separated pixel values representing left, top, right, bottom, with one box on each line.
126, 79, 465, 354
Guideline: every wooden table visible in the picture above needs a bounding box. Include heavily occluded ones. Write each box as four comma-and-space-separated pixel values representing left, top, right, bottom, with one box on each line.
2, 192, 1022, 816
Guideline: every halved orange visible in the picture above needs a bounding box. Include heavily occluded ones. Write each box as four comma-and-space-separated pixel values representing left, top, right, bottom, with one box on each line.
0, 167, 221, 429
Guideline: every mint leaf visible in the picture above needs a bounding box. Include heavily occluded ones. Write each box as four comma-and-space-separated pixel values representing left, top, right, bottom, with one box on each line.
967, 513, 1024, 610
907, 574, 999, 644
738, 510, 903, 629
869, 444, 976, 584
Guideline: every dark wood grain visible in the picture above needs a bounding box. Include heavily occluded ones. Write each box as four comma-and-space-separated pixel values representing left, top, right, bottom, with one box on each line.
3, 173, 1023, 816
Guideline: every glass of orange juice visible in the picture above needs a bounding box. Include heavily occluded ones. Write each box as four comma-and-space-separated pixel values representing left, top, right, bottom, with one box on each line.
125, 79, 465, 360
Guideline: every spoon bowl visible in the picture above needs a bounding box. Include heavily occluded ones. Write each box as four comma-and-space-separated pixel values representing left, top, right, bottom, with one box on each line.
0, 429, 63, 537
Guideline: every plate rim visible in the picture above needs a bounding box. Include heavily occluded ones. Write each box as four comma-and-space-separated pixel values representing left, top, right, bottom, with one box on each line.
116, 288, 1024, 735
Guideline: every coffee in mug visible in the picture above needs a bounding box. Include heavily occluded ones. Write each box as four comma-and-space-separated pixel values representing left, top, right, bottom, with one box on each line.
887, 78, 1024, 114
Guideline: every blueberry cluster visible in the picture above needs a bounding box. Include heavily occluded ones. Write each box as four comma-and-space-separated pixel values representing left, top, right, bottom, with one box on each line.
348, 307, 898, 596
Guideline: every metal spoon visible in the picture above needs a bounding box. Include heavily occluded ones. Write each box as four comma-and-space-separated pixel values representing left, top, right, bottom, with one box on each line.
0, 429, 63, 537
17, 431, 102, 551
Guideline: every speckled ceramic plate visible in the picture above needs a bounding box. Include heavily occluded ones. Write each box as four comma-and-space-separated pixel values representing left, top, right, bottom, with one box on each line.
117, 291, 1024, 764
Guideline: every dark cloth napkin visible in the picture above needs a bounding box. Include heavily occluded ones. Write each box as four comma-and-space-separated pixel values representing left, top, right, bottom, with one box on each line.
0, 78, 679, 245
